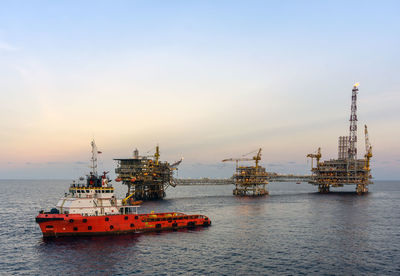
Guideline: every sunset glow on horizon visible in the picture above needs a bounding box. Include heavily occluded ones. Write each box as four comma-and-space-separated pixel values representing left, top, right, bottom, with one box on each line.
0, 1, 399, 179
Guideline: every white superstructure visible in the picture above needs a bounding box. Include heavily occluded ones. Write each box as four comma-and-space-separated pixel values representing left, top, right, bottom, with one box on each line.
56, 185, 120, 216
55, 140, 138, 216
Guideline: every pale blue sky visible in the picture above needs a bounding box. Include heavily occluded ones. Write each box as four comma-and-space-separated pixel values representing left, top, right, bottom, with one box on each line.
0, 1, 399, 179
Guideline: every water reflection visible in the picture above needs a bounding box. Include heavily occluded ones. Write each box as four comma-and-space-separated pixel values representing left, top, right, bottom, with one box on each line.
36, 227, 210, 275
1, 180, 399, 275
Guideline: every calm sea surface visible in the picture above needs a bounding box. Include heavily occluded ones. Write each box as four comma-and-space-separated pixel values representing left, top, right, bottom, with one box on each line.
0, 180, 399, 275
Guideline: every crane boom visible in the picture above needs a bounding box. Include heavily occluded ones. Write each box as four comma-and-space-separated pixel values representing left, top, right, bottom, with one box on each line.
222, 157, 253, 168
307, 147, 321, 169
364, 125, 372, 170
253, 148, 262, 168
222, 158, 253, 162
222, 148, 263, 168
364, 125, 371, 153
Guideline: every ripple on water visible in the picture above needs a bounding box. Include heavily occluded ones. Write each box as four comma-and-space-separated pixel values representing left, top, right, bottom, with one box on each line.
0, 180, 399, 275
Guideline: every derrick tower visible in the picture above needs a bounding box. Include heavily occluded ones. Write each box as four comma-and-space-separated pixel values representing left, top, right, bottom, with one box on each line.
348, 83, 359, 183
348, 83, 359, 160
307, 83, 372, 194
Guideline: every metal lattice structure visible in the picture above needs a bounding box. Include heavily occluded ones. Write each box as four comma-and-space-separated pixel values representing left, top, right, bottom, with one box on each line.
223, 148, 269, 196
233, 166, 269, 196
307, 84, 372, 194
348, 84, 359, 160
114, 146, 181, 201
338, 136, 349, 160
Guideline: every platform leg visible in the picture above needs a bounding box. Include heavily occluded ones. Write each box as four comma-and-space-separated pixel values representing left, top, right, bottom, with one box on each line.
318, 184, 330, 193
356, 184, 368, 195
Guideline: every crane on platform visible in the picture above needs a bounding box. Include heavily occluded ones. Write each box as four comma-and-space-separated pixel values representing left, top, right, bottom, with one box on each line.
253, 148, 262, 168
222, 157, 253, 168
364, 125, 373, 170
154, 145, 160, 165
307, 147, 321, 169
222, 148, 263, 168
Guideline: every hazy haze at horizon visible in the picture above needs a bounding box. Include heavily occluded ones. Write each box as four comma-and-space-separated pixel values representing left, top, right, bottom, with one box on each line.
0, 1, 399, 179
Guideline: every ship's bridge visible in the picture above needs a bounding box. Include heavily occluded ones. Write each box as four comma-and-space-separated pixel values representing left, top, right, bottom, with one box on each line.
69, 185, 115, 198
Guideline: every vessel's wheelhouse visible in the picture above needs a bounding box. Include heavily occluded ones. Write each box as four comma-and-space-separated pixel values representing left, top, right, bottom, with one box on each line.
69, 186, 115, 198
56, 178, 121, 216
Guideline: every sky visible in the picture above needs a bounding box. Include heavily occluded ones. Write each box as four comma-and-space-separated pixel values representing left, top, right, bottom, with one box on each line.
0, 0, 399, 179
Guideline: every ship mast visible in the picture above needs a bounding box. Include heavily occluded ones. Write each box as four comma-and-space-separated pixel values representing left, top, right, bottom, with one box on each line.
90, 140, 98, 176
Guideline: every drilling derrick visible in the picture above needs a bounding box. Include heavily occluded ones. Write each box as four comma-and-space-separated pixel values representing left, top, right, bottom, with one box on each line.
307, 83, 373, 194
222, 148, 269, 196
348, 84, 358, 160
114, 145, 182, 201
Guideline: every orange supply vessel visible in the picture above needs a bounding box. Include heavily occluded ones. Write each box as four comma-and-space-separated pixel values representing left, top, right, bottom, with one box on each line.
35, 141, 211, 237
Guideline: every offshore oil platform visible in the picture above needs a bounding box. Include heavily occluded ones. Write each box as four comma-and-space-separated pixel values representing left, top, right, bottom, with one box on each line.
222, 148, 269, 196
307, 83, 373, 194
114, 146, 182, 201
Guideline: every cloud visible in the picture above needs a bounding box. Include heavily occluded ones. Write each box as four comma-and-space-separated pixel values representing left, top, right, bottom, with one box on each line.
46, 161, 64, 165
22, 161, 88, 166
267, 163, 283, 167
0, 41, 19, 52
190, 162, 220, 168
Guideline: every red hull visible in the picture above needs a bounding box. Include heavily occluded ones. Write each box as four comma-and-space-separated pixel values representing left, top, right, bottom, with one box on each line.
36, 212, 211, 237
